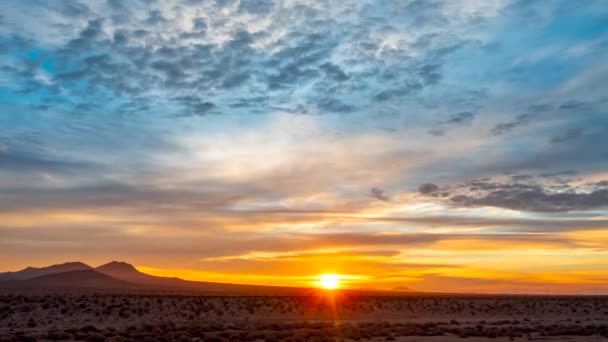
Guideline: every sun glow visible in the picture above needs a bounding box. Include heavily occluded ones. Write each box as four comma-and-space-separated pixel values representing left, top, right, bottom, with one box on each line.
316, 274, 340, 289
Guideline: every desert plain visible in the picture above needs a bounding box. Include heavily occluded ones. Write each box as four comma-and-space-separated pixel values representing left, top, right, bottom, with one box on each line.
2, 292, 608, 342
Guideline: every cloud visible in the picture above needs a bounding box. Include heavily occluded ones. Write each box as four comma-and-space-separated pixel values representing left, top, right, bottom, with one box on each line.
0, 147, 97, 175
54, 1, 91, 18
445, 111, 475, 125
370, 187, 390, 202
429, 111, 476, 136
491, 113, 534, 135
418, 183, 440, 195
1, 0, 608, 291
419, 176, 608, 213
174, 96, 216, 116
319, 62, 349, 82
550, 127, 584, 143
0, 0, 492, 122
239, 0, 275, 15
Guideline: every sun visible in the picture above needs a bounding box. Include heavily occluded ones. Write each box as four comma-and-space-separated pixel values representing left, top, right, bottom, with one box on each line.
316, 274, 340, 289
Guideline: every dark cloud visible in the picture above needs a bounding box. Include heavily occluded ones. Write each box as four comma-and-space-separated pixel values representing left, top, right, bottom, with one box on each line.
370, 187, 390, 202
316, 97, 354, 113
369, 39, 468, 104
429, 111, 476, 136
418, 183, 440, 195
113, 30, 128, 45
265, 33, 334, 89
418, 63, 442, 85
319, 63, 349, 82
80, 18, 104, 40
373, 82, 423, 102
419, 177, 608, 213
491, 113, 533, 135
174, 96, 216, 116
559, 100, 587, 110
150, 60, 186, 81
490, 104, 554, 135
445, 111, 475, 125
220, 72, 250, 89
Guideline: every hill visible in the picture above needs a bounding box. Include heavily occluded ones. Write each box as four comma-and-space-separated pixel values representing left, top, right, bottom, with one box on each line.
0, 269, 133, 290
0, 262, 91, 281
0, 261, 311, 295
0, 261, 403, 295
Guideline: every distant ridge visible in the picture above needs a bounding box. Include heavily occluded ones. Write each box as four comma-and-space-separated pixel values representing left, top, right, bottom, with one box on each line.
96, 261, 180, 286
0, 261, 312, 295
0, 261, 403, 296
16, 270, 134, 289
95, 261, 314, 294
0, 262, 91, 281
96, 261, 139, 274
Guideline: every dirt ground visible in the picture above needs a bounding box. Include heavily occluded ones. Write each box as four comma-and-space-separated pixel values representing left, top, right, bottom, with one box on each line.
1, 293, 607, 341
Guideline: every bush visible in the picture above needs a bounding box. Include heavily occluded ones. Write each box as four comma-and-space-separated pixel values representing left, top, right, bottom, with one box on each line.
46, 330, 71, 340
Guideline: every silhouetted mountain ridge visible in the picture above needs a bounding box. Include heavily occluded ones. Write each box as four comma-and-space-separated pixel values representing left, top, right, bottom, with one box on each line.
0, 262, 91, 281
0, 261, 403, 295
95, 261, 181, 286
17, 270, 134, 289
97, 261, 137, 272
0, 261, 312, 295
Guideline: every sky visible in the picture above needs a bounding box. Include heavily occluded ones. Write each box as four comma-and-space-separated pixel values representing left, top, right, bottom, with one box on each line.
1, 0, 608, 294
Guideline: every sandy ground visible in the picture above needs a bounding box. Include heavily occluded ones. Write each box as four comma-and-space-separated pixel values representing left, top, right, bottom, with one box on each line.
1, 293, 607, 341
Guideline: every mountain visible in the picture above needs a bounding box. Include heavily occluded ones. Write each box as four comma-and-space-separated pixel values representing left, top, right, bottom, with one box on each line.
95, 261, 179, 286
13, 270, 134, 289
0, 262, 91, 281
96, 261, 312, 295
0, 261, 403, 295
0, 261, 312, 295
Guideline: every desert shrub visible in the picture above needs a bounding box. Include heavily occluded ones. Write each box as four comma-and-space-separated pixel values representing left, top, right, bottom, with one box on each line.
0, 334, 16, 342
85, 332, 105, 342
103, 331, 116, 338
264, 334, 279, 342
80, 325, 100, 333
15, 334, 36, 342
46, 330, 71, 340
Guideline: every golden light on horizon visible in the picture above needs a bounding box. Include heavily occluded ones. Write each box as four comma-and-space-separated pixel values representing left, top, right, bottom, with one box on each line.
316, 274, 340, 289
